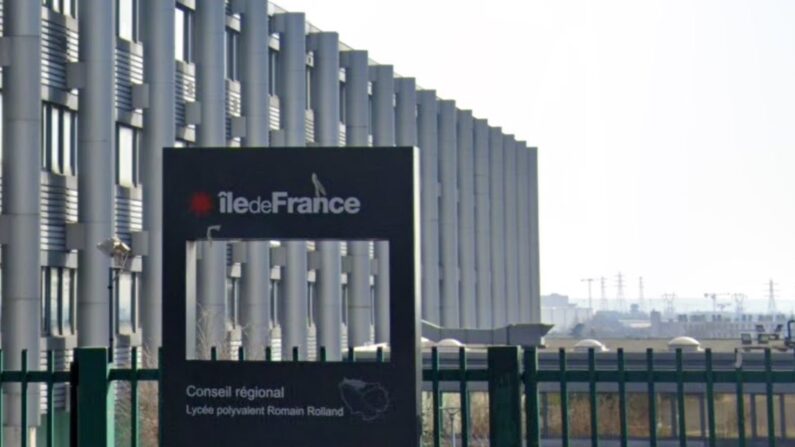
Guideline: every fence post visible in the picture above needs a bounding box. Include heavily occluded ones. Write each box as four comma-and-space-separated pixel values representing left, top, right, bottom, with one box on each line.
524, 347, 540, 447
75, 348, 114, 446
488, 346, 521, 447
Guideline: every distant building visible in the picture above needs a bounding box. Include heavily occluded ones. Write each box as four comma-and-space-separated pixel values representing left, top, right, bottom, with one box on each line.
650, 311, 792, 339
541, 294, 590, 334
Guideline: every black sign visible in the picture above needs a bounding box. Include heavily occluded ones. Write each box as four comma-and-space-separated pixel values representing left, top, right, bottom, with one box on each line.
161, 148, 421, 446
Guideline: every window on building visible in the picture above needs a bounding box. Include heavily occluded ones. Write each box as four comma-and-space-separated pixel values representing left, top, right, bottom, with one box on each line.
339, 80, 346, 120
62, 269, 75, 335
341, 283, 349, 325
268, 48, 278, 96
41, 267, 77, 336
63, 109, 74, 173
48, 106, 60, 170
306, 67, 312, 110
116, 124, 140, 187
0, 94, 3, 167
368, 93, 374, 136
42, 0, 76, 18
116, 271, 138, 335
117, 0, 138, 42
370, 285, 375, 323
307, 281, 315, 326
270, 279, 279, 327
226, 278, 239, 329
41, 103, 77, 176
41, 267, 51, 335
175, 6, 193, 63
225, 29, 239, 81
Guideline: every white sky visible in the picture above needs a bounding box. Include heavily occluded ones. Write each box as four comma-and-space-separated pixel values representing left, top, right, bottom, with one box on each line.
275, 0, 795, 310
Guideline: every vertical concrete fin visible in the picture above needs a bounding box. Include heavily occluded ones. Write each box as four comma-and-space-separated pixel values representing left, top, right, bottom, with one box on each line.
76, 0, 116, 351
416, 90, 440, 324
274, 12, 308, 359
457, 110, 476, 328
2, 0, 43, 436
342, 49, 372, 347
371, 65, 395, 343
438, 100, 459, 327
195, 0, 227, 357
489, 127, 506, 327
140, 0, 176, 357
309, 31, 342, 358
239, 0, 271, 358
528, 146, 541, 323
473, 119, 492, 328
503, 135, 520, 324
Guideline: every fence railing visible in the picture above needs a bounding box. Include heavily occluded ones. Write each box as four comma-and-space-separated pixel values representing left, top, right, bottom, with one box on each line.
0, 345, 792, 446
425, 346, 795, 447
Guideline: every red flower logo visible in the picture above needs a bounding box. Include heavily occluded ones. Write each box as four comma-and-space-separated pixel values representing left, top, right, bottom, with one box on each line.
189, 192, 214, 218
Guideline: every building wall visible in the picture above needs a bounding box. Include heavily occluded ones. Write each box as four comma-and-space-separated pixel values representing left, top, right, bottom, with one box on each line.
0, 0, 541, 369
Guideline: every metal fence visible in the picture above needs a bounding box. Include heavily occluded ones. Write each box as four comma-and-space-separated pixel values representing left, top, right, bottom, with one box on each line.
0, 345, 792, 446
425, 346, 795, 447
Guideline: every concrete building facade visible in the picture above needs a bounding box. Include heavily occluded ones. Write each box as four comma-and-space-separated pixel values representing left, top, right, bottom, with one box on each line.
0, 0, 540, 439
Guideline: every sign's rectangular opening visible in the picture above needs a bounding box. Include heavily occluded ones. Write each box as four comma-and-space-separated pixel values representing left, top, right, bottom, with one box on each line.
185, 238, 392, 363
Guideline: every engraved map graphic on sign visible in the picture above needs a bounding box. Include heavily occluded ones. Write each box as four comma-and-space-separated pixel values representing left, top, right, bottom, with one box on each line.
338, 378, 390, 422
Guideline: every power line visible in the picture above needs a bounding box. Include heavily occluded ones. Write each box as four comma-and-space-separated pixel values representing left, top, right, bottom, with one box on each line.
767, 279, 778, 316
662, 293, 677, 320
599, 276, 608, 312
638, 276, 645, 313
733, 293, 746, 321
581, 278, 596, 313
616, 272, 625, 313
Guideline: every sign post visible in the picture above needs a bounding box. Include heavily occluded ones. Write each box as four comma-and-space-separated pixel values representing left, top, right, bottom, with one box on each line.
161, 147, 421, 446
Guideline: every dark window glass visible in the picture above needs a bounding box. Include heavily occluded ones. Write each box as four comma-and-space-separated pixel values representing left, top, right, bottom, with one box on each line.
41, 105, 48, 171
225, 29, 239, 81
226, 278, 239, 329
341, 284, 348, 325
339, 80, 346, 120
40, 267, 75, 336
368, 92, 374, 136
63, 268, 76, 334
41, 103, 77, 176
268, 49, 277, 96
307, 281, 314, 325
306, 67, 312, 110
41, 268, 50, 336
0, 95, 3, 167
270, 279, 278, 327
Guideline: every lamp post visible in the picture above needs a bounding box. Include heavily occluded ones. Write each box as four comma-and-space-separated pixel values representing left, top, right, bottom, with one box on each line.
441, 405, 461, 447
97, 237, 132, 363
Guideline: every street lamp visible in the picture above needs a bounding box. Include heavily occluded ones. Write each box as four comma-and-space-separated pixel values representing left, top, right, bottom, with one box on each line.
441, 405, 461, 447
96, 237, 132, 362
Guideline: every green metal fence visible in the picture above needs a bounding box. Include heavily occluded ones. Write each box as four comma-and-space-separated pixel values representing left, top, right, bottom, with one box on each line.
0, 347, 160, 447
0, 345, 791, 446
426, 346, 794, 447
